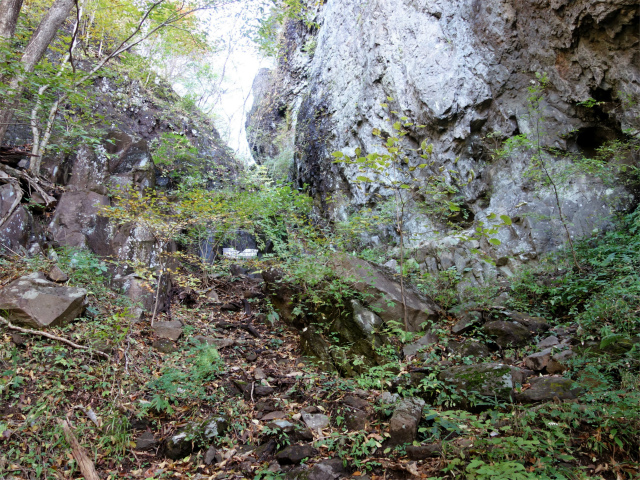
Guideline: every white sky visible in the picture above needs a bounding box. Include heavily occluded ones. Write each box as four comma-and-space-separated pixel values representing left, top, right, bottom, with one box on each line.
195, 3, 273, 162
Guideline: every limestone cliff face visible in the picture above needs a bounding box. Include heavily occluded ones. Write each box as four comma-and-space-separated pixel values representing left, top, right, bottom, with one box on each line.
247, 0, 639, 284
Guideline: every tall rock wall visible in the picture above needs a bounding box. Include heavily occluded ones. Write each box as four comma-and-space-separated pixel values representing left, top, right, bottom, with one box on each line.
247, 0, 640, 285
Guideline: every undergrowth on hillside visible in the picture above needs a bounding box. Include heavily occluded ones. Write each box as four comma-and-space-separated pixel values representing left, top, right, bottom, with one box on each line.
507, 208, 640, 338
2, 203, 640, 479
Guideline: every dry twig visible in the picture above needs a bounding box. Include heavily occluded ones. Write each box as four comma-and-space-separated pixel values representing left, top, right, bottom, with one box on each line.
0, 316, 111, 359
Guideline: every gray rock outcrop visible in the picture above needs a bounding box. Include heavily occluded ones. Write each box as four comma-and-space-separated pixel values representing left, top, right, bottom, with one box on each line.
0, 182, 32, 253
153, 321, 184, 341
447, 339, 490, 359
275, 444, 318, 465
246, 0, 639, 286
3, 68, 241, 315
438, 363, 524, 406
483, 320, 532, 348
516, 376, 583, 403
164, 415, 228, 460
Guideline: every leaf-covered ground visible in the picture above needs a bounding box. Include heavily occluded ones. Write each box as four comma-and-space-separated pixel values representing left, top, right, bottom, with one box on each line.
1, 254, 639, 480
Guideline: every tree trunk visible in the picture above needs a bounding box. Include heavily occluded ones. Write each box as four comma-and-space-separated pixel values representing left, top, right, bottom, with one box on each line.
0, 0, 75, 144
0, 0, 24, 79
0, 0, 23, 41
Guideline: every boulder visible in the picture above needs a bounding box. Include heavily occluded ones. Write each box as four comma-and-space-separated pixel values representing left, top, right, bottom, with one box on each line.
264, 270, 387, 372
48, 190, 111, 252
152, 338, 176, 353
0, 272, 87, 328
47, 265, 68, 283
378, 392, 400, 406
115, 273, 170, 313
387, 397, 424, 446
351, 299, 383, 336
308, 458, 346, 480
406, 443, 442, 460
275, 444, 318, 464
505, 312, 550, 334
600, 336, 640, 355
153, 321, 183, 341
265, 420, 313, 442
546, 350, 575, 374
203, 416, 228, 438
254, 385, 275, 396
234, 379, 275, 398
135, 431, 157, 450
344, 409, 368, 431
342, 395, 370, 410
483, 321, 532, 348
204, 446, 222, 465
447, 339, 490, 359
193, 335, 234, 349
516, 376, 583, 403
63, 144, 109, 190
451, 311, 482, 334
262, 411, 287, 421
10, 333, 25, 346
342, 395, 371, 430
0, 205, 31, 253
164, 415, 228, 460
330, 254, 440, 332
0, 183, 31, 253
438, 363, 523, 406
403, 332, 438, 357
165, 431, 193, 460
298, 303, 385, 375
537, 336, 559, 348
301, 413, 329, 430
523, 348, 554, 371
551, 325, 577, 340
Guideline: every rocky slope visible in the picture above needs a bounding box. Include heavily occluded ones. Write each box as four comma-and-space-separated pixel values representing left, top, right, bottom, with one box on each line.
0, 67, 240, 309
3, 249, 636, 479
247, 0, 640, 288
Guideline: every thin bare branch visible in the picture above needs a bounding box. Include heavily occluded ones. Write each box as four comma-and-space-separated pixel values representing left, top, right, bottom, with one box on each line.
0, 164, 56, 206
0, 316, 111, 360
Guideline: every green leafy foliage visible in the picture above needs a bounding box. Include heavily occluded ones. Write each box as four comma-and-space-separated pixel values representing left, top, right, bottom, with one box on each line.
250, 0, 318, 57
141, 344, 225, 415
150, 132, 216, 188
508, 207, 640, 336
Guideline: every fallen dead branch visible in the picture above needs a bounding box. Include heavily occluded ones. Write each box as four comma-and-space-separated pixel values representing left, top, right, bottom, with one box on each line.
59, 419, 101, 480
73, 405, 102, 429
0, 316, 111, 359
